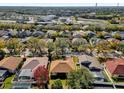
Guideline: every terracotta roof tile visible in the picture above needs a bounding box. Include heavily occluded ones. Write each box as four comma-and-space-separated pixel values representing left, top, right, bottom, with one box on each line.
106, 58, 124, 76
50, 57, 75, 73
0, 57, 23, 71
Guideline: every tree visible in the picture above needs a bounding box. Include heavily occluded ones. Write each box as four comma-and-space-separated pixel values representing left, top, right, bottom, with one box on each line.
51, 79, 63, 89
112, 33, 121, 40
117, 43, 124, 54
6, 38, 23, 55
54, 38, 69, 59
96, 40, 112, 58
0, 39, 5, 50
72, 38, 87, 52
47, 41, 55, 62
66, 67, 94, 89
33, 65, 49, 88
27, 37, 46, 56
0, 50, 5, 60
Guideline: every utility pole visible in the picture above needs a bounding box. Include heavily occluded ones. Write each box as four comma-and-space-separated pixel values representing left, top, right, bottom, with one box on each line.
117, 3, 119, 14
95, 3, 98, 14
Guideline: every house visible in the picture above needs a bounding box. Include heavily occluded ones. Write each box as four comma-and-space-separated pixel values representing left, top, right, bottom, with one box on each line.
0, 57, 24, 73
106, 58, 124, 77
18, 31, 32, 38
78, 55, 101, 71
32, 31, 45, 37
8, 30, 18, 37
72, 31, 85, 38
86, 31, 96, 37
118, 32, 124, 40
78, 55, 104, 81
50, 57, 75, 79
0, 70, 8, 83
12, 57, 49, 88
0, 30, 8, 37
112, 31, 124, 40
18, 69, 33, 82
21, 57, 49, 71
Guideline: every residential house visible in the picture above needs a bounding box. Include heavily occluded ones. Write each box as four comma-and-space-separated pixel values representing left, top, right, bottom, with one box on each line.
106, 58, 124, 77
0, 70, 8, 83
21, 57, 49, 71
32, 31, 45, 37
18, 31, 32, 38
0, 57, 24, 73
78, 55, 104, 81
0, 30, 8, 37
12, 57, 49, 89
50, 57, 75, 79
86, 31, 96, 38
72, 31, 85, 38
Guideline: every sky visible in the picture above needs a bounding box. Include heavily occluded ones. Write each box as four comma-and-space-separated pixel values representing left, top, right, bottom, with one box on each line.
0, 0, 124, 6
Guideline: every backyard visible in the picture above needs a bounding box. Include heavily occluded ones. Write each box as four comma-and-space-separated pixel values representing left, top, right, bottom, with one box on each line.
3, 75, 15, 89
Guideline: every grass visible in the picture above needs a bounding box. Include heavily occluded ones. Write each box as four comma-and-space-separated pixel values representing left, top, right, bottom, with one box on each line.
49, 79, 67, 89
3, 75, 15, 89
112, 78, 124, 84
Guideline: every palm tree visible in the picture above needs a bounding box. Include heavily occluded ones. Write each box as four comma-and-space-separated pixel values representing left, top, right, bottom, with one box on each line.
47, 41, 55, 62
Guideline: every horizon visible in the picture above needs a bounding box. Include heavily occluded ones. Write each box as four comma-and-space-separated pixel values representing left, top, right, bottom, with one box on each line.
0, 3, 124, 7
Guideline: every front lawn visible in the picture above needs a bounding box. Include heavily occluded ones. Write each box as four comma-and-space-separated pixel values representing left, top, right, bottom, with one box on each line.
3, 75, 15, 89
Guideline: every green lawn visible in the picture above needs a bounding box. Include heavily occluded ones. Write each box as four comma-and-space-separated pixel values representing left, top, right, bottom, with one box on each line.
49, 79, 67, 89
3, 75, 15, 89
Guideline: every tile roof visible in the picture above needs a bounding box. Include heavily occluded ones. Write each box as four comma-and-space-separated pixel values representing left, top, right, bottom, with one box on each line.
21, 57, 48, 71
50, 57, 75, 73
0, 57, 23, 71
106, 58, 124, 76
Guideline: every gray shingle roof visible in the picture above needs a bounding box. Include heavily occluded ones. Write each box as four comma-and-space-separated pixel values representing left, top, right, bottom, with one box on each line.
19, 69, 33, 77
21, 57, 48, 71
78, 55, 101, 68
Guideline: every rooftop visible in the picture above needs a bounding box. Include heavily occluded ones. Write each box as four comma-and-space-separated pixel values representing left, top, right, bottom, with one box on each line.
78, 55, 101, 68
19, 69, 33, 78
22, 57, 48, 71
0, 57, 23, 71
0, 70, 7, 77
50, 57, 75, 73
106, 58, 124, 76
